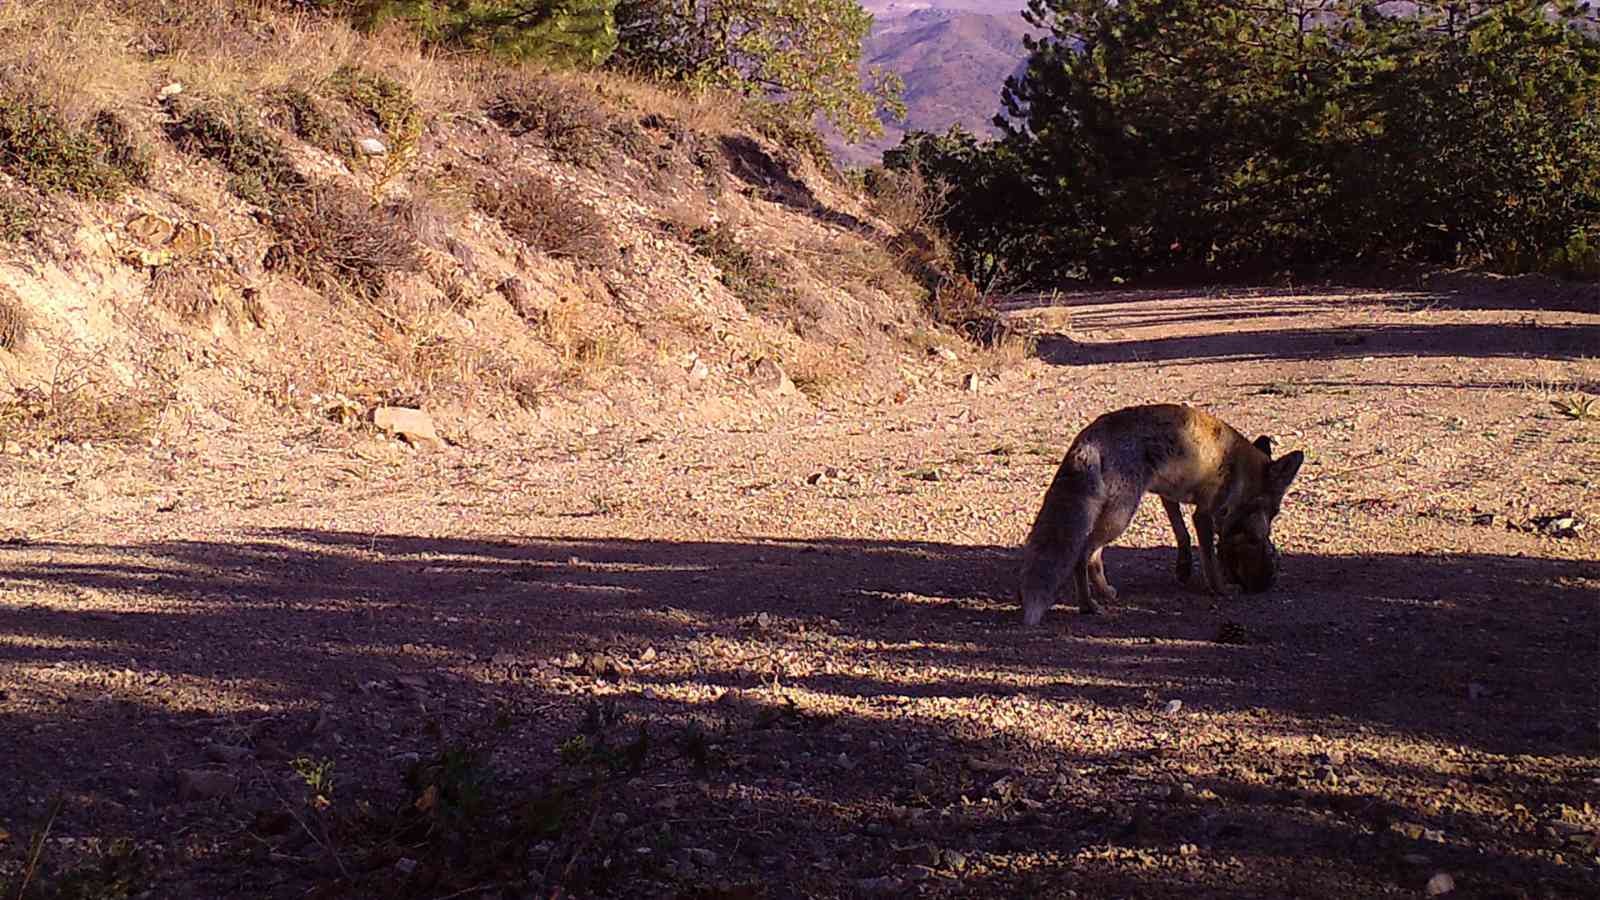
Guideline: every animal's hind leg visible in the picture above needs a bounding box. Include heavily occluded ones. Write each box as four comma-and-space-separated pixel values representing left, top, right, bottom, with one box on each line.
1087, 547, 1118, 602
1163, 499, 1193, 584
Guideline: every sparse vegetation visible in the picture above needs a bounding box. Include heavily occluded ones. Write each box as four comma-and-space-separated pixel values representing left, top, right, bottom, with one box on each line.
0, 195, 39, 243
0, 286, 28, 350
269, 86, 350, 154
688, 220, 804, 323
485, 75, 613, 166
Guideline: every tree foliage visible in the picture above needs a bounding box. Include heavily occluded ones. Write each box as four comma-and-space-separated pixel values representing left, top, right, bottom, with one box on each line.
359, 1, 620, 66
891, 0, 1600, 283
613, 0, 905, 141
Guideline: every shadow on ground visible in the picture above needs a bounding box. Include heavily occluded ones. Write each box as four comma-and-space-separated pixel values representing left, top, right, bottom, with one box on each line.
1, 531, 1596, 897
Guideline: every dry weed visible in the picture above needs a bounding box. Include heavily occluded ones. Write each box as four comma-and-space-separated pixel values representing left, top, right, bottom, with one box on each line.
864, 165, 947, 234
486, 76, 612, 167
0, 349, 167, 446
265, 182, 421, 300
0, 286, 28, 350
475, 175, 614, 268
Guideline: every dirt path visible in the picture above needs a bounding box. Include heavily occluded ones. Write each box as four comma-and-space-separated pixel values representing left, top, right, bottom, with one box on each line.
2, 282, 1597, 898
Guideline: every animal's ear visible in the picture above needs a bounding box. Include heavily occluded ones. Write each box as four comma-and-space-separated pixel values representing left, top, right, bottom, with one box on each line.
1253, 435, 1274, 455
1266, 450, 1304, 495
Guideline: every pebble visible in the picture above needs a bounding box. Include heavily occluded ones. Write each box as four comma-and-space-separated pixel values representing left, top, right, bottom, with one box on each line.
1425, 872, 1455, 896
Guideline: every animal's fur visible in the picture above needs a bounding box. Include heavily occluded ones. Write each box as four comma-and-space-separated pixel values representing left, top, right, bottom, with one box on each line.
1019, 404, 1304, 624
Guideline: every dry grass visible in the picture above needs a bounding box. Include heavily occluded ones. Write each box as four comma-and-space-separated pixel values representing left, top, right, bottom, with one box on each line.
0, 286, 28, 350
864, 165, 947, 234
0, 345, 167, 445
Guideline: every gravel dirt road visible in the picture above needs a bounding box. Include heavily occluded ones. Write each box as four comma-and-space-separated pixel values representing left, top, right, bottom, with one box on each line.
2, 282, 1596, 898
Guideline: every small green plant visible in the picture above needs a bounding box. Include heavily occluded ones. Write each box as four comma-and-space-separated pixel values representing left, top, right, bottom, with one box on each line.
165, 98, 306, 205
1552, 394, 1599, 421
0, 94, 125, 198
291, 756, 337, 803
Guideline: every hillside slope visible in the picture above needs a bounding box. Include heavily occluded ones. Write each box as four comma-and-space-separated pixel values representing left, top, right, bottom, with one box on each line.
0, 1, 1006, 460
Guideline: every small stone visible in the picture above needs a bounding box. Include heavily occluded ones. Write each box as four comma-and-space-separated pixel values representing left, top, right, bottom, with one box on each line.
1422, 828, 1446, 843
1315, 766, 1338, 785
638, 646, 657, 663
942, 849, 968, 871
394, 857, 418, 875
931, 346, 958, 362
751, 357, 795, 395
756, 612, 772, 629
1163, 699, 1184, 715
1178, 843, 1198, 857
1425, 872, 1455, 896
687, 847, 718, 868
963, 373, 981, 392
610, 812, 629, 827
177, 769, 238, 802
158, 82, 185, 100
1402, 853, 1432, 866
1395, 822, 1427, 840
898, 865, 935, 882
2, 442, 21, 455
1318, 749, 1348, 767
357, 137, 388, 156
687, 357, 710, 383
373, 406, 442, 449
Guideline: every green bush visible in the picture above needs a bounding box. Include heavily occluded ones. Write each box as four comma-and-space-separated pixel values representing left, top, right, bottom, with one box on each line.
357, 1, 619, 67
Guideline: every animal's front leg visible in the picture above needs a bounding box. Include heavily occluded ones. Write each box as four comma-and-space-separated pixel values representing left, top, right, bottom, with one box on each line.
1162, 499, 1193, 583
1193, 511, 1231, 595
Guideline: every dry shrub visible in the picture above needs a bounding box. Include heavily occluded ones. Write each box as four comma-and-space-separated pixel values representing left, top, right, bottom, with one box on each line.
486, 77, 611, 166
90, 109, 153, 185
864, 166, 947, 234
475, 176, 614, 268
0, 286, 28, 350
266, 181, 421, 300
146, 263, 254, 324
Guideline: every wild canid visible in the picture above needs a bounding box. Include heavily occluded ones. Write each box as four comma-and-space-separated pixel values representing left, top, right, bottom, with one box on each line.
1018, 403, 1304, 625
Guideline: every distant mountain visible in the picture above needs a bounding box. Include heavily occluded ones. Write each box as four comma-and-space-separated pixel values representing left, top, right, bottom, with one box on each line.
829, 1, 1036, 167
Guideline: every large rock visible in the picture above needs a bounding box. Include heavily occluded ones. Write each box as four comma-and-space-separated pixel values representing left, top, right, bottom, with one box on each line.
373, 406, 442, 449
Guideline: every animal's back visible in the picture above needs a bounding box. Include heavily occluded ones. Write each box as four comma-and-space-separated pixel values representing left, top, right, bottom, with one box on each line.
1065, 404, 1248, 504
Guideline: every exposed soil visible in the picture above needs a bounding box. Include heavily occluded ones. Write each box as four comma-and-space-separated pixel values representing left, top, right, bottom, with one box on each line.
2, 280, 1597, 899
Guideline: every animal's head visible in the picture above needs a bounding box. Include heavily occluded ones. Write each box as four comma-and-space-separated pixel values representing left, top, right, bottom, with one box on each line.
1217, 437, 1305, 593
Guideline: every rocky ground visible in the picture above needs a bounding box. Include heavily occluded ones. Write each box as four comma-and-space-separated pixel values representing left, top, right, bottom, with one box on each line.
1, 279, 1597, 898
